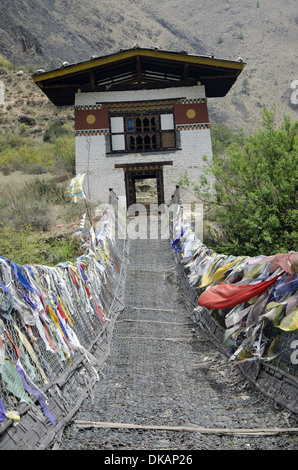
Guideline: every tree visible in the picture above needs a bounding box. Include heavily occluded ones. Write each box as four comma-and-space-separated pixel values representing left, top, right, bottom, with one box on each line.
188, 107, 298, 256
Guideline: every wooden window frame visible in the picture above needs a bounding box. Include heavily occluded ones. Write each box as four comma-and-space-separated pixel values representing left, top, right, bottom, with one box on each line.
110, 113, 176, 153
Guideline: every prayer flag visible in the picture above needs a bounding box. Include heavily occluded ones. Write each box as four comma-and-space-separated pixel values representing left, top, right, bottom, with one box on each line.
69, 173, 87, 202
198, 275, 280, 310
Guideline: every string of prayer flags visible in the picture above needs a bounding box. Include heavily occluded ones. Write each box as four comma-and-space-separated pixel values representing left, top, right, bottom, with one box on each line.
0, 204, 123, 429
171, 199, 298, 364
68, 173, 87, 202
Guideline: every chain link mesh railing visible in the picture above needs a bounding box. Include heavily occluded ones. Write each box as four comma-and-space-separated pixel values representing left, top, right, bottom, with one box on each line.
1, 184, 297, 449
0, 189, 129, 449
169, 187, 298, 418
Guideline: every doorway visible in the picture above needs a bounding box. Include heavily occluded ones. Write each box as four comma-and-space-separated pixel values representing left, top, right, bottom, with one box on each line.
135, 177, 158, 209
114, 161, 172, 212
123, 164, 165, 209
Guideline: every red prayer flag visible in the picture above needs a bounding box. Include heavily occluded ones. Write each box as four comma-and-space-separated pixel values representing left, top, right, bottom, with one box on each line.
198, 275, 280, 309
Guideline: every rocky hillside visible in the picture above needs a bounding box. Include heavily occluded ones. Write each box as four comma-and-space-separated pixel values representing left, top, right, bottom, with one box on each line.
0, 66, 73, 141
0, 0, 297, 132
150, 0, 298, 131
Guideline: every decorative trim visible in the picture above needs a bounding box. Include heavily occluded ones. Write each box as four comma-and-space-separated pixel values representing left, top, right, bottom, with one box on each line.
114, 161, 173, 170
103, 99, 179, 115
75, 130, 109, 136
74, 104, 103, 110
180, 98, 206, 104
74, 98, 206, 114
175, 123, 210, 130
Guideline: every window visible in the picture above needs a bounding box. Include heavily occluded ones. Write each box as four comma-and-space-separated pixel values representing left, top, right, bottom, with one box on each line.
110, 113, 176, 153
110, 117, 125, 151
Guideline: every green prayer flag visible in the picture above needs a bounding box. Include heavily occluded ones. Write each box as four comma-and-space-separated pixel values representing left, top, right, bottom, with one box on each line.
2, 359, 32, 403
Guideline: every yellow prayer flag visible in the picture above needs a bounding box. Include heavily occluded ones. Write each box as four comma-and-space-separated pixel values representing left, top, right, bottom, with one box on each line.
69, 173, 87, 202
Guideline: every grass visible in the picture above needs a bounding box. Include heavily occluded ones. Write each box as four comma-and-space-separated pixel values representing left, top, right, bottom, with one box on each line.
0, 170, 90, 266
0, 169, 53, 186
0, 62, 86, 266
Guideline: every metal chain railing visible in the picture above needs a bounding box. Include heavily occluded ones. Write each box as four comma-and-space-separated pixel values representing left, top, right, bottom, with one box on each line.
0, 190, 129, 449
1, 183, 297, 449
169, 187, 298, 418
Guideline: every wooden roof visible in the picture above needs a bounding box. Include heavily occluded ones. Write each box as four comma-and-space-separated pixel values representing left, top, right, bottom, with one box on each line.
33, 47, 245, 106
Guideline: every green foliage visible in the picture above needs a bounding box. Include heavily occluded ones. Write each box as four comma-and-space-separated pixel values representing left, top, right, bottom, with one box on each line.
0, 54, 12, 69
0, 186, 51, 231
24, 178, 72, 205
0, 129, 75, 175
0, 178, 74, 234
0, 177, 83, 266
43, 119, 73, 143
185, 107, 298, 256
242, 78, 250, 94
0, 223, 81, 266
53, 135, 75, 174
210, 121, 244, 156
0, 105, 78, 267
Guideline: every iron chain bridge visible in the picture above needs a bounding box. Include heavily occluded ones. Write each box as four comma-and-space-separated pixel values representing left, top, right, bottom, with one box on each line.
0, 188, 297, 452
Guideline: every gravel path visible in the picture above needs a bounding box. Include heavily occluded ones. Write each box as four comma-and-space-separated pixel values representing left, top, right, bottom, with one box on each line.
59, 235, 298, 451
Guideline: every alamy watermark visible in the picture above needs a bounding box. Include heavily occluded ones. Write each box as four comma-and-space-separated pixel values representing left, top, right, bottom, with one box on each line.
290, 80, 298, 105
0, 81, 4, 105
94, 200, 203, 242
290, 340, 298, 365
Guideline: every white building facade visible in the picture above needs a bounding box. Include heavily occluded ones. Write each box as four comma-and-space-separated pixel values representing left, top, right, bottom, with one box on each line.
34, 48, 245, 208
74, 85, 212, 206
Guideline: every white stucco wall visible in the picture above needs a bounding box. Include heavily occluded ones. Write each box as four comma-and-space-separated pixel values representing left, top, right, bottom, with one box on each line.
75, 85, 206, 106
75, 85, 213, 206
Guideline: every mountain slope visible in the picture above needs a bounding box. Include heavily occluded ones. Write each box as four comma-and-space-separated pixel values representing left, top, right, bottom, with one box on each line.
0, 0, 209, 67
0, 0, 297, 132
142, 0, 298, 130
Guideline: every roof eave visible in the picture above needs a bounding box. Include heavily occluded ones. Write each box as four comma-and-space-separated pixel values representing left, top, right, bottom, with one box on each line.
33, 47, 246, 106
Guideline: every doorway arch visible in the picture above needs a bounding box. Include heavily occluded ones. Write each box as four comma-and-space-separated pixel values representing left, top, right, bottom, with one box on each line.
115, 161, 172, 208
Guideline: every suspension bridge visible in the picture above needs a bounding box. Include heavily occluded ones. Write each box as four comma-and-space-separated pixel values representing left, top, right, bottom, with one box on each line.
0, 188, 297, 451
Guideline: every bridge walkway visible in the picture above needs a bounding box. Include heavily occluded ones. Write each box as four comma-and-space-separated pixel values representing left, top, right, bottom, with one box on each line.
57, 232, 297, 450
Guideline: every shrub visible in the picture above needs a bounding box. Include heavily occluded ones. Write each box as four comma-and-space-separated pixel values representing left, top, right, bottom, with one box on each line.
43, 119, 73, 143
182, 107, 298, 256
242, 78, 250, 94
0, 54, 12, 69
0, 185, 51, 231
24, 178, 71, 205
0, 223, 81, 266
53, 135, 75, 174
210, 121, 244, 156
26, 163, 49, 174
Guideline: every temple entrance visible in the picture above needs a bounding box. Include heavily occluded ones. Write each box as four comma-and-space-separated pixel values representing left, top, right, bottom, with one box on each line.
135, 177, 158, 208
115, 162, 172, 212
125, 166, 163, 215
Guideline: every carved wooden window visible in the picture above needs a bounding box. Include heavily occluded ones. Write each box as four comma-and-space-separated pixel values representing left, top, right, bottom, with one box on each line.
110, 113, 175, 153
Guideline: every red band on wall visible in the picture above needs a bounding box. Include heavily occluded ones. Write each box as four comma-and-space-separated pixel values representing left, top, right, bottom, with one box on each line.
174, 102, 209, 125
75, 108, 109, 131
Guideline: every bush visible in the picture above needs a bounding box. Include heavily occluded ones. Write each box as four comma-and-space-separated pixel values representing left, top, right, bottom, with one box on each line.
43, 119, 73, 143
0, 131, 27, 151
53, 135, 75, 174
184, 107, 298, 256
0, 124, 75, 174
26, 163, 49, 174
210, 121, 244, 156
0, 223, 81, 266
0, 191, 51, 232
0, 54, 12, 69
24, 178, 71, 205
